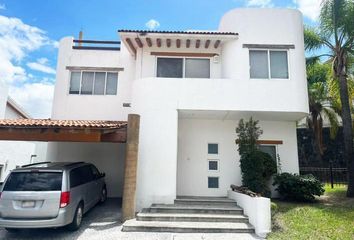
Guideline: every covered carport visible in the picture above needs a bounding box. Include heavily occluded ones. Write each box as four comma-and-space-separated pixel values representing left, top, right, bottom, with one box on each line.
0, 114, 139, 221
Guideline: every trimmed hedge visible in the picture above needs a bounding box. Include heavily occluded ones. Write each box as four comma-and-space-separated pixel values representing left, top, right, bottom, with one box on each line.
273, 173, 325, 201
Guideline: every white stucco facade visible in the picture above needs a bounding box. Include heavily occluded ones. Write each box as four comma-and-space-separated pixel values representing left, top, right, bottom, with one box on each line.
50, 8, 308, 210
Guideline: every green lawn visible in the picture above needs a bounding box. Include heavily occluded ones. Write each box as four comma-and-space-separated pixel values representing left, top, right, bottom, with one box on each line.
268, 185, 354, 240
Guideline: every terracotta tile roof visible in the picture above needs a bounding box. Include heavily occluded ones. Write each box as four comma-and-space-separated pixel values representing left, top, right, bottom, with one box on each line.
118, 30, 238, 36
0, 119, 127, 130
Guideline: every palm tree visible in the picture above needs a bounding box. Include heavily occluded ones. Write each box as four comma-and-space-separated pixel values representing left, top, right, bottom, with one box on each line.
304, 0, 354, 197
307, 81, 340, 163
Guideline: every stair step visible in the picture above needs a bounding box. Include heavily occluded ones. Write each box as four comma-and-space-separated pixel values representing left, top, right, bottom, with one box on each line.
136, 212, 249, 223
174, 198, 237, 206
149, 204, 243, 215
122, 219, 255, 233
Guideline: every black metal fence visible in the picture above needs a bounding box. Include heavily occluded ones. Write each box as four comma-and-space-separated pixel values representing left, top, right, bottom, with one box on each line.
299, 166, 348, 188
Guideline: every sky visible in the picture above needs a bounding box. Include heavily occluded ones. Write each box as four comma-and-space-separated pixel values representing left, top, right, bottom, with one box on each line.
0, 0, 322, 118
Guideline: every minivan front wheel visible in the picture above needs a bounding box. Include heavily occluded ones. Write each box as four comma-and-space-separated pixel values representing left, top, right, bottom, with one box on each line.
67, 203, 83, 231
100, 187, 107, 204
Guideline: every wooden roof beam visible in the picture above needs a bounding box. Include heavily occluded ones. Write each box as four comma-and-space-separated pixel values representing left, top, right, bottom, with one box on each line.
195, 39, 200, 48
135, 38, 143, 48
186, 39, 191, 48
146, 38, 152, 47
166, 39, 171, 48
125, 38, 137, 55
156, 38, 162, 47
214, 40, 221, 49
176, 39, 181, 48
205, 40, 210, 48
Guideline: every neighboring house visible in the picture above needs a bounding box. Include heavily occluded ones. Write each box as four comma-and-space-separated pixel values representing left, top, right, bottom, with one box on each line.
46, 8, 308, 212
0, 82, 47, 181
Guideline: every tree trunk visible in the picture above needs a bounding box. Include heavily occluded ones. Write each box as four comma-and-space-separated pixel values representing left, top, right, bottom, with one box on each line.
338, 73, 354, 197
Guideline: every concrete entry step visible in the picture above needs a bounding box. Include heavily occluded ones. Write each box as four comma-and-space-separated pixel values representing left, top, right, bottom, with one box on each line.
136, 212, 249, 223
149, 204, 243, 215
174, 198, 237, 207
122, 219, 255, 233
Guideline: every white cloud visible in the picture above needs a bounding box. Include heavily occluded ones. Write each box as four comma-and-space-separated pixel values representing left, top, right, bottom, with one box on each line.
246, 0, 273, 8
9, 81, 54, 118
27, 58, 56, 74
145, 19, 160, 30
0, 15, 55, 83
0, 4, 5, 10
294, 0, 321, 21
0, 15, 58, 118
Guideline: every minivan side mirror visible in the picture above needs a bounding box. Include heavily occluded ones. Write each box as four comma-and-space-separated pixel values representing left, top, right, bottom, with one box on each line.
100, 172, 106, 178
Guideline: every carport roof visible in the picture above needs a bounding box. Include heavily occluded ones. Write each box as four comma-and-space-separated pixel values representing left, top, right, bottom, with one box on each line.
0, 119, 127, 130
0, 119, 128, 143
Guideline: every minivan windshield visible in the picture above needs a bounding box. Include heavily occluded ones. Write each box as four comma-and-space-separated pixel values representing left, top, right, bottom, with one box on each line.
3, 172, 63, 191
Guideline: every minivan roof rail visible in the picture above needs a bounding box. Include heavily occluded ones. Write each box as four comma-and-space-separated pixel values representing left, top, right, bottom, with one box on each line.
64, 162, 85, 167
21, 161, 52, 168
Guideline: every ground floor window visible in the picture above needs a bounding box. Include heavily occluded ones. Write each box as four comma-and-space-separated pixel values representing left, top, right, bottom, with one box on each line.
208, 177, 219, 188
208, 160, 219, 171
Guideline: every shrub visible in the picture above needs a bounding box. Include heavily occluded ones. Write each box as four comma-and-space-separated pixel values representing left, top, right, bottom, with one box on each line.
273, 173, 325, 202
236, 118, 277, 197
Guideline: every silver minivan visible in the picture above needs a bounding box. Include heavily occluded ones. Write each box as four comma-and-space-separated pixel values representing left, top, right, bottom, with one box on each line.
0, 162, 107, 232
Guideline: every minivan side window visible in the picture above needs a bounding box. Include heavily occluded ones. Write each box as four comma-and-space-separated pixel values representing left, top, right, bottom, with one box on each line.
70, 166, 94, 188
90, 165, 100, 179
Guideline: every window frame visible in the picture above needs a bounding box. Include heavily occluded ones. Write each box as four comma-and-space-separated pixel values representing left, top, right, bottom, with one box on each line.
155, 56, 211, 79
207, 159, 219, 172
68, 70, 118, 95
207, 143, 219, 155
249, 49, 290, 80
207, 176, 219, 189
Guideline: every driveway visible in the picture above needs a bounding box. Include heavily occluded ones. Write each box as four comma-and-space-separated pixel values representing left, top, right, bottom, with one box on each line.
0, 199, 261, 240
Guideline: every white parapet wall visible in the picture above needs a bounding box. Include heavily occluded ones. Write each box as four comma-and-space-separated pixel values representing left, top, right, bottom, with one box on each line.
228, 190, 271, 238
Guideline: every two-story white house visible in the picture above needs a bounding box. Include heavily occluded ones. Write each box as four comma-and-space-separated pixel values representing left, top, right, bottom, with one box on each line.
38, 8, 307, 235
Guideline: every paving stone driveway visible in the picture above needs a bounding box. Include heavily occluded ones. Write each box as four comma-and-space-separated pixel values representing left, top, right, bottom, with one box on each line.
0, 199, 261, 240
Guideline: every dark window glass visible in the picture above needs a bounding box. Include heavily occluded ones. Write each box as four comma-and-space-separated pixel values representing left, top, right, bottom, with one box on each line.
208, 177, 219, 188
3, 172, 62, 191
208, 160, 218, 170
70, 166, 94, 188
259, 145, 277, 161
157, 58, 183, 78
208, 143, 218, 154
90, 165, 100, 179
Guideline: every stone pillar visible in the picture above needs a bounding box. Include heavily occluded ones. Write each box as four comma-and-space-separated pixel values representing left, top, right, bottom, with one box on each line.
122, 114, 140, 221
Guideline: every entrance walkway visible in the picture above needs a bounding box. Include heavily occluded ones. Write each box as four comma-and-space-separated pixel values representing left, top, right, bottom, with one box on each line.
0, 198, 261, 240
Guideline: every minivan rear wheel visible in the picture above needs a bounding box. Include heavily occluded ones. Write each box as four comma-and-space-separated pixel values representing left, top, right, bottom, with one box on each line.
100, 187, 107, 204
67, 203, 83, 231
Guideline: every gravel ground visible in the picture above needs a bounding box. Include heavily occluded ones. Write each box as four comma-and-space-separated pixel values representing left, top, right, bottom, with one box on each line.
0, 199, 261, 240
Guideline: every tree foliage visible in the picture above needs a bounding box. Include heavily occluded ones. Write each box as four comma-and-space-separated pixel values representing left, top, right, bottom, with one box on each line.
235, 118, 277, 197
304, 0, 354, 197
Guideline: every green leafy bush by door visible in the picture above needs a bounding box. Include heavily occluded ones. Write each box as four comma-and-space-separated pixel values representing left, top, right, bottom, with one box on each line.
235, 118, 277, 197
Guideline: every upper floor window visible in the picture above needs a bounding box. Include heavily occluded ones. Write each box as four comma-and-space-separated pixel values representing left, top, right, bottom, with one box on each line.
249, 50, 288, 79
156, 57, 210, 78
69, 71, 118, 95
